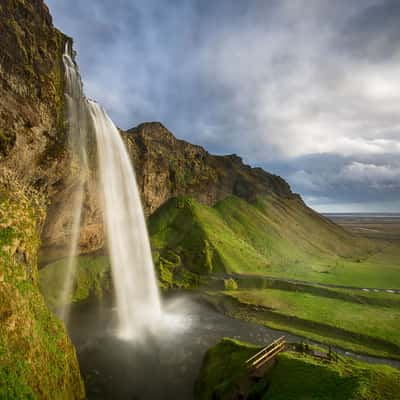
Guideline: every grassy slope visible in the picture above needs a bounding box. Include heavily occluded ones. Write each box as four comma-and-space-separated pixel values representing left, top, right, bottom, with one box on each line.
195, 338, 400, 400
149, 195, 398, 289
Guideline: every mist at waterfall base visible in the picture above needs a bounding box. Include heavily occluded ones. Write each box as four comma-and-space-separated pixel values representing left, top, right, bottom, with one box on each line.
68, 293, 295, 400
60, 44, 187, 340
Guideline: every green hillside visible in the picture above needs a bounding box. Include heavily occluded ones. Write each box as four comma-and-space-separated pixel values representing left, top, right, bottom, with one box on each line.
149, 195, 390, 288
195, 338, 400, 400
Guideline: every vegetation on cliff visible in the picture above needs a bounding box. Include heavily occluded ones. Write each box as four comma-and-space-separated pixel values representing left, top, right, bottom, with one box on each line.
39, 255, 112, 309
0, 172, 85, 399
195, 338, 400, 400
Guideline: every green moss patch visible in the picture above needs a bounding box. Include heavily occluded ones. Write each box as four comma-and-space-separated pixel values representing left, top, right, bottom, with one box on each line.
0, 178, 85, 399
39, 255, 112, 309
195, 339, 400, 400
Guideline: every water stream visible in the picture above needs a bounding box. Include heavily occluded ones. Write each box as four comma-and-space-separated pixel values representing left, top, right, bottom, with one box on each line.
59, 43, 90, 323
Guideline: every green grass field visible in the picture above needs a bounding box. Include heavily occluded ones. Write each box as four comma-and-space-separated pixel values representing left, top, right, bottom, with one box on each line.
262, 242, 400, 289
195, 338, 400, 400
227, 288, 399, 354
205, 284, 400, 359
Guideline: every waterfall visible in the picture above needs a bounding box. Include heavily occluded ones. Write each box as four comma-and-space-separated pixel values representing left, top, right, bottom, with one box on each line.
62, 43, 162, 339
89, 101, 162, 338
58, 43, 89, 323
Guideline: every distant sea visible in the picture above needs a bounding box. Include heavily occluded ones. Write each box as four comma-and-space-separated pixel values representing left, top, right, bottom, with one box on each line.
323, 213, 400, 219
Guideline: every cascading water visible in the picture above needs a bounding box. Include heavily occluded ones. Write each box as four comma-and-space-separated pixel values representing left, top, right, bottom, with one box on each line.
59, 43, 90, 323
62, 43, 162, 339
89, 101, 162, 338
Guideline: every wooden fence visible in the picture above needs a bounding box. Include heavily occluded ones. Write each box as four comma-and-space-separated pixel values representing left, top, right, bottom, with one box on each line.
245, 336, 285, 370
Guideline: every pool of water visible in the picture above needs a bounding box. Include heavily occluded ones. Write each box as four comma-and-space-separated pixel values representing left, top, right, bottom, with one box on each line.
67, 292, 399, 400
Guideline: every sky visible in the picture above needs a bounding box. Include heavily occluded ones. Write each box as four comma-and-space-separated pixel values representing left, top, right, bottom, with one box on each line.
46, 0, 400, 212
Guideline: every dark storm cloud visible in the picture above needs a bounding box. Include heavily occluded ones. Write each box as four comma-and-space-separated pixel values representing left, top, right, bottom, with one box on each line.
263, 153, 400, 211
46, 0, 400, 211
339, 0, 400, 60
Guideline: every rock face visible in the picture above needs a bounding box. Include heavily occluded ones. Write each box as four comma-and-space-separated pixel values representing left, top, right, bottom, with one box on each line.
0, 0, 85, 397
124, 122, 293, 216
0, 0, 68, 193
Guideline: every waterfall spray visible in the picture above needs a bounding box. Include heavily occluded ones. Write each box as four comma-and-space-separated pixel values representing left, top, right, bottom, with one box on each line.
61, 43, 162, 338
58, 185, 84, 322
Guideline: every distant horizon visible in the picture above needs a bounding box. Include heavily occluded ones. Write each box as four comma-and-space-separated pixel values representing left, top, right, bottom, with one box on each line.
315, 206, 400, 214
314, 204, 400, 214
321, 211, 400, 215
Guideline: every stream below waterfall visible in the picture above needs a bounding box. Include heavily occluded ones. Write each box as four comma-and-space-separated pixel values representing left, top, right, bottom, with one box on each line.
67, 292, 400, 400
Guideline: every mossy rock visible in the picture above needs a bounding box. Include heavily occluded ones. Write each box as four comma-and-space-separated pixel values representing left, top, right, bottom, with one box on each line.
39, 255, 112, 309
224, 278, 238, 291
0, 176, 85, 399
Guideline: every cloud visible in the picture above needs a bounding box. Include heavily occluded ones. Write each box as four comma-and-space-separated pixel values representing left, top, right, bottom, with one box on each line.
45, 0, 400, 211
289, 160, 400, 192
341, 161, 400, 189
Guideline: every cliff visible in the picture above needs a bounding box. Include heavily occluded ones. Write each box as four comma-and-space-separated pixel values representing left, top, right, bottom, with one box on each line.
124, 122, 293, 215
0, 173, 85, 399
0, 0, 68, 191
0, 0, 85, 397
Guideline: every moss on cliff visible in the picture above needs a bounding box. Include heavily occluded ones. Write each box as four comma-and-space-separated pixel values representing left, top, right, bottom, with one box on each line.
39, 255, 112, 309
0, 174, 85, 399
149, 197, 225, 288
194, 338, 259, 400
